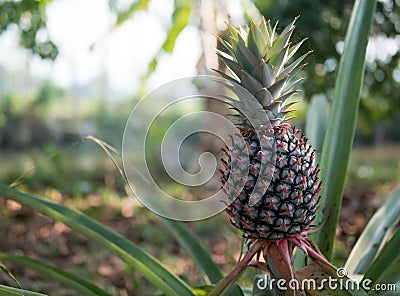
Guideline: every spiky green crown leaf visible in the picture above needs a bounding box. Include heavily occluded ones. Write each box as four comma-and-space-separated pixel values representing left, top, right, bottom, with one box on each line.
216, 17, 311, 125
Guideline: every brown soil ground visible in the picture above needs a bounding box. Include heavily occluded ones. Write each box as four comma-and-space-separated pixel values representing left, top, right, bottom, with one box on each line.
0, 184, 394, 295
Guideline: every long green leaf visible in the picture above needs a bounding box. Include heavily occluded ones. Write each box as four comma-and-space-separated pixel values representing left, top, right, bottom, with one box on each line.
345, 187, 400, 274
0, 264, 22, 289
305, 94, 329, 162
0, 288, 21, 296
312, 0, 377, 259
363, 228, 400, 287
0, 285, 45, 296
158, 218, 243, 295
294, 95, 329, 269
159, 218, 223, 283
0, 253, 111, 296
0, 185, 195, 296
363, 230, 400, 296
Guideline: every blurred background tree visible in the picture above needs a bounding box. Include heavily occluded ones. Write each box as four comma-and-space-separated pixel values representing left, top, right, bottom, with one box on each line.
253, 0, 400, 142
1, 0, 399, 191
0, 0, 58, 59
1, 0, 400, 155
105, 0, 400, 142
3, 0, 400, 140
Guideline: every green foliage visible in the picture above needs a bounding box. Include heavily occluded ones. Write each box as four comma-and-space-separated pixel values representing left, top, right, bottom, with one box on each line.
0, 264, 22, 290
305, 95, 329, 160
0, 82, 66, 151
0, 266, 46, 296
345, 187, 400, 274
0, 285, 46, 296
114, 0, 150, 26
0, 0, 58, 59
0, 253, 110, 296
159, 218, 223, 284
312, 0, 377, 259
140, 0, 192, 90
294, 95, 329, 269
254, 0, 400, 132
158, 218, 243, 295
363, 228, 400, 289
162, 0, 192, 54
0, 184, 195, 296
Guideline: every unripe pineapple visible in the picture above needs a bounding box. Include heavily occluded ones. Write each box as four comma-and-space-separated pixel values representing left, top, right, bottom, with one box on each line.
218, 18, 320, 240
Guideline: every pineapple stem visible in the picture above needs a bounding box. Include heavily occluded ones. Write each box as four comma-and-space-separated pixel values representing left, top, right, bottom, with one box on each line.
209, 239, 264, 296
209, 236, 334, 295
248, 260, 271, 272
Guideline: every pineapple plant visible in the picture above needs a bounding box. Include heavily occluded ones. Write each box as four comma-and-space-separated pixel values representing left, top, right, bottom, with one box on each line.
214, 18, 336, 294
219, 18, 317, 240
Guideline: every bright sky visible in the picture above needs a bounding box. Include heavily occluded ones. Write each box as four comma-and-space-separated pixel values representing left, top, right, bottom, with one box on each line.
2, 0, 399, 97
0, 0, 204, 96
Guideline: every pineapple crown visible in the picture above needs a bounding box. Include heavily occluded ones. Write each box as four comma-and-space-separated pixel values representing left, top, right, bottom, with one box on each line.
216, 17, 311, 126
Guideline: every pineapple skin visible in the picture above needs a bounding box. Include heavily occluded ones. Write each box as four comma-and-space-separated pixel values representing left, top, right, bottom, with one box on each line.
219, 18, 320, 239
222, 124, 320, 239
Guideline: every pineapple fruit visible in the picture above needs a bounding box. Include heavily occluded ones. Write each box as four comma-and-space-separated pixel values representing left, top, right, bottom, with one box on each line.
219, 17, 319, 241
216, 18, 334, 294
